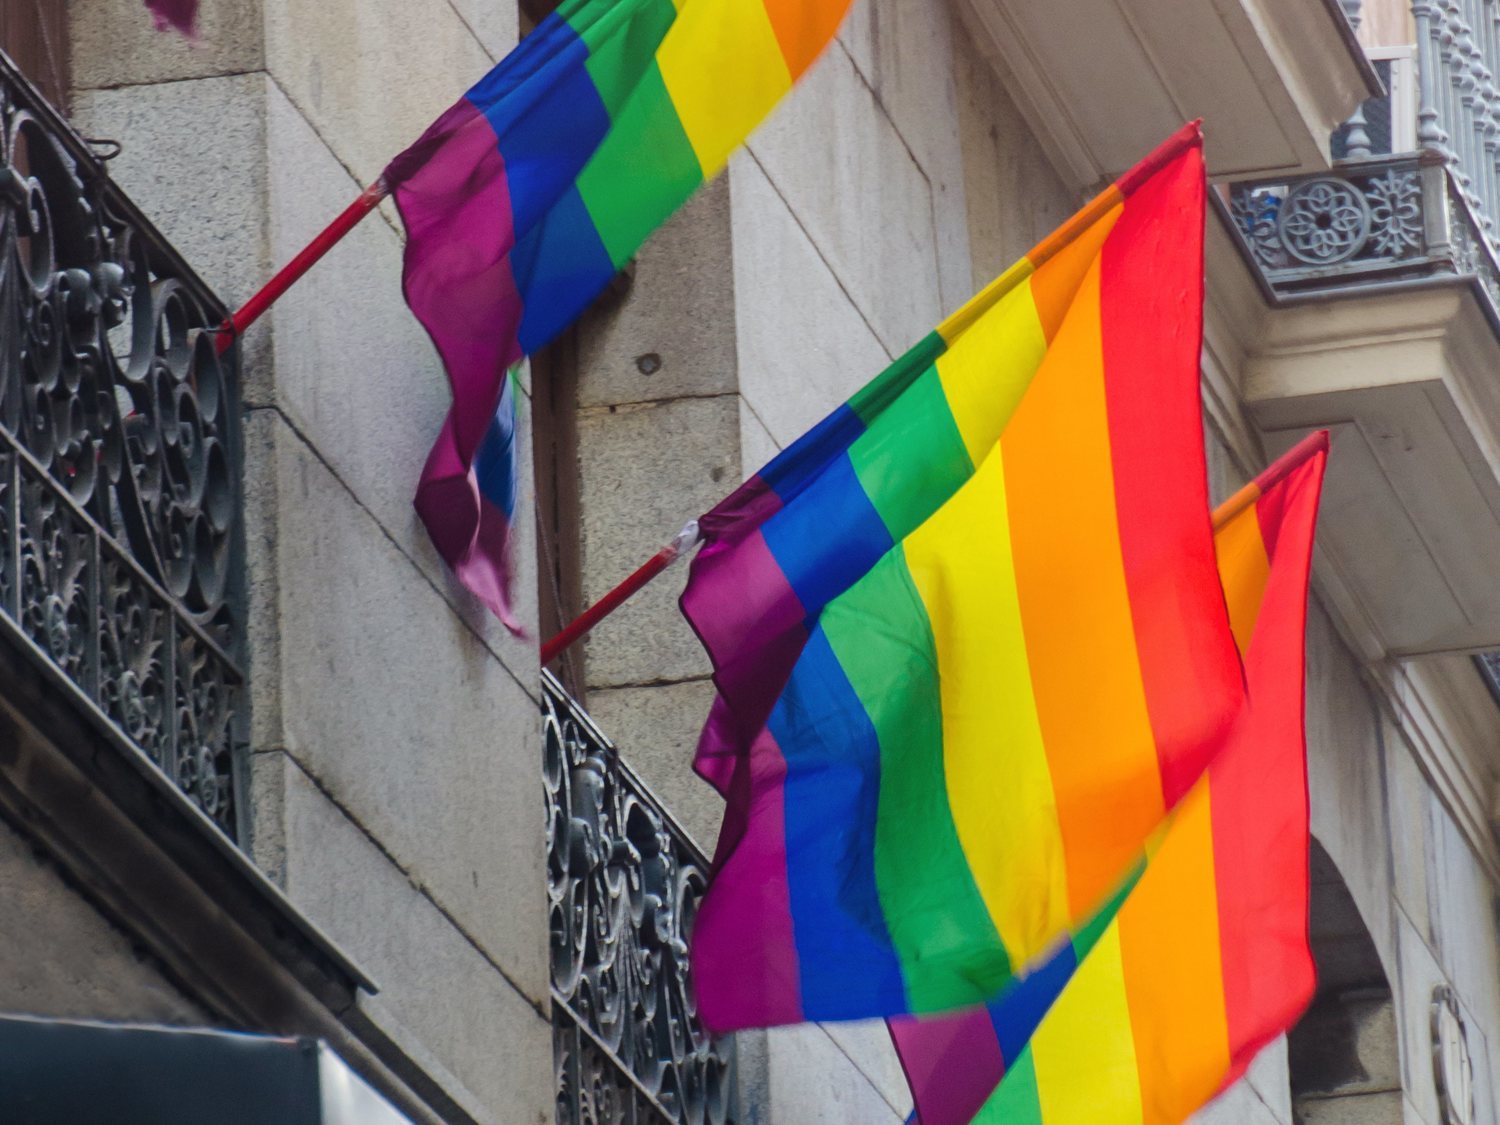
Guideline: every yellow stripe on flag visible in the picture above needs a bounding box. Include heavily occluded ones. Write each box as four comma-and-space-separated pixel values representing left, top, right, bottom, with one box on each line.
1032, 925, 1145, 1123
657, 0, 792, 176
904, 448, 1070, 964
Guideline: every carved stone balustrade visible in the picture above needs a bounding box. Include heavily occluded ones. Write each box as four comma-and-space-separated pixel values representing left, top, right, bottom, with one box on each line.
1228, 153, 1500, 310
0, 53, 242, 837
544, 672, 736, 1125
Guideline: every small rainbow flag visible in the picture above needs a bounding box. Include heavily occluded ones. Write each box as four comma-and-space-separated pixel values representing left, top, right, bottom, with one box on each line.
384, 0, 852, 628
680, 124, 1246, 1032
889, 433, 1327, 1125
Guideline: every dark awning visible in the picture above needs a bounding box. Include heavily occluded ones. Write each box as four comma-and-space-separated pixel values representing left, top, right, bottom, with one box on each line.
0, 1014, 411, 1125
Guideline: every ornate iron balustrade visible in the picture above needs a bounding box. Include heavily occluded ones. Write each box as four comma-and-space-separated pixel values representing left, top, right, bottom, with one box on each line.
1227, 154, 1500, 313
0, 52, 243, 837
544, 672, 736, 1125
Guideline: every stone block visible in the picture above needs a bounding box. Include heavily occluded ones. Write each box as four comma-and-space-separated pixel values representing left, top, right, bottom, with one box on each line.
583, 679, 722, 854
950, 29, 1076, 293
70, 0, 265, 90
728, 154, 893, 449
815, 1020, 912, 1119
576, 177, 739, 409
1294, 1091, 1404, 1125
70, 74, 272, 311
0, 816, 208, 1025
837, 0, 973, 310
765, 1023, 909, 1123
263, 82, 538, 671
1394, 910, 1447, 1125
262, 0, 501, 189
747, 40, 943, 357
577, 395, 740, 688
1305, 603, 1394, 969
252, 411, 548, 1005
276, 757, 552, 1125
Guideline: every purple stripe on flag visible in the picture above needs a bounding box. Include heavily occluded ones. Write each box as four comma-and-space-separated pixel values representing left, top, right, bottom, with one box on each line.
689, 725, 803, 1034
681, 522, 809, 790
889, 1008, 1007, 1125
392, 97, 526, 630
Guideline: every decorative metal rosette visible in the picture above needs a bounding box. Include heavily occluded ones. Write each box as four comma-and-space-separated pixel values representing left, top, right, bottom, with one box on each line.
1276, 177, 1373, 265
0, 60, 242, 836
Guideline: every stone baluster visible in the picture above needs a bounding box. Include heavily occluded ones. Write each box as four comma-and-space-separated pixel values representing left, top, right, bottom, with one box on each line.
1414, 1, 1453, 152
1443, 2, 1478, 203
1343, 0, 1364, 30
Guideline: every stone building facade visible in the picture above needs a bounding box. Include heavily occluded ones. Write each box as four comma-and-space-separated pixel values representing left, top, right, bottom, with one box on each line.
0, 0, 1495, 1122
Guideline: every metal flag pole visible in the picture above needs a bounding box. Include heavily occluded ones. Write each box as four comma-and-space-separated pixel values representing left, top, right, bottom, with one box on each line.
214, 178, 389, 355
540, 522, 700, 666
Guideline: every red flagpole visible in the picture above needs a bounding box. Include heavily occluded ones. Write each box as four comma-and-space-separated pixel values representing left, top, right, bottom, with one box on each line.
541, 523, 700, 666
215, 178, 389, 355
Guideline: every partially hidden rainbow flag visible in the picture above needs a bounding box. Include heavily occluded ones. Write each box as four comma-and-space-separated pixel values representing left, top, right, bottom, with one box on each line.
679, 124, 1245, 1032
384, 0, 851, 629
889, 432, 1328, 1125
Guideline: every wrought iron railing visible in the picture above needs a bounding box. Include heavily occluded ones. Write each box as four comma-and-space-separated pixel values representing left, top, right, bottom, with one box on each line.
1226, 153, 1500, 314
544, 672, 736, 1125
0, 52, 243, 837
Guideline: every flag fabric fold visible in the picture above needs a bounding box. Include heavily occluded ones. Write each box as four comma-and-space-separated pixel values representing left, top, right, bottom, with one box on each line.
384, 0, 853, 629
890, 433, 1328, 1125
679, 124, 1246, 1033
144, 0, 198, 38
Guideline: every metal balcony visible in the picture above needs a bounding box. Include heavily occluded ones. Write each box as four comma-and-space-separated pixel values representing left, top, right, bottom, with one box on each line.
1227, 153, 1500, 310
544, 672, 736, 1125
0, 52, 242, 838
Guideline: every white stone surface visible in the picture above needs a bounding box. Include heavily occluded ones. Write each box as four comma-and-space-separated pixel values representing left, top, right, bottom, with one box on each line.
728, 153, 894, 449
247, 411, 548, 1006
748, 37, 944, 357
765, 1023, 910, 1124
275, 755, 552, 1125
838, 0, 974, 311
262, 0, 503, 189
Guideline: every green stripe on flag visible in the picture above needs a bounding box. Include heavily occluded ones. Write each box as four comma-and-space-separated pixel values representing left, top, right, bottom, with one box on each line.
823, 550, 1012, 1013
849, 364, 973, 542
577, 62, 703, 267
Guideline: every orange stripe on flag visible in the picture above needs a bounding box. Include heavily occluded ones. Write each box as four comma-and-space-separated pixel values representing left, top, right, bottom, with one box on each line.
1002, 259, 1165, 920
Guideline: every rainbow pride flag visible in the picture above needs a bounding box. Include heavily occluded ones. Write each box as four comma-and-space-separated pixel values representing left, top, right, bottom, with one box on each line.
890, 433, 1327, 1125
680, 124, 1245, 1032
384, 0, 851, 628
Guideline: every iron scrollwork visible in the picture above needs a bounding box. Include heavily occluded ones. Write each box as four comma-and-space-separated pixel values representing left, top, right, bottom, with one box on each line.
0, 54, 242, 836
545, 672, 735, 1125
1228, 154, 1500, 322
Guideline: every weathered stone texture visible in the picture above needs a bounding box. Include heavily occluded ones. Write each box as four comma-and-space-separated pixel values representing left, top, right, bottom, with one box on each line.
274, 756, 552, 1125
247, 412, 547, 1007
0, 816, 208, 1025
577, 395, 739, 687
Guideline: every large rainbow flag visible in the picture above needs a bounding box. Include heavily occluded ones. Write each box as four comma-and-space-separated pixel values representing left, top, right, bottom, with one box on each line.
890, 433, 1327, 1125
679, 124, 1246, 1032
384, 0, 852, 628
